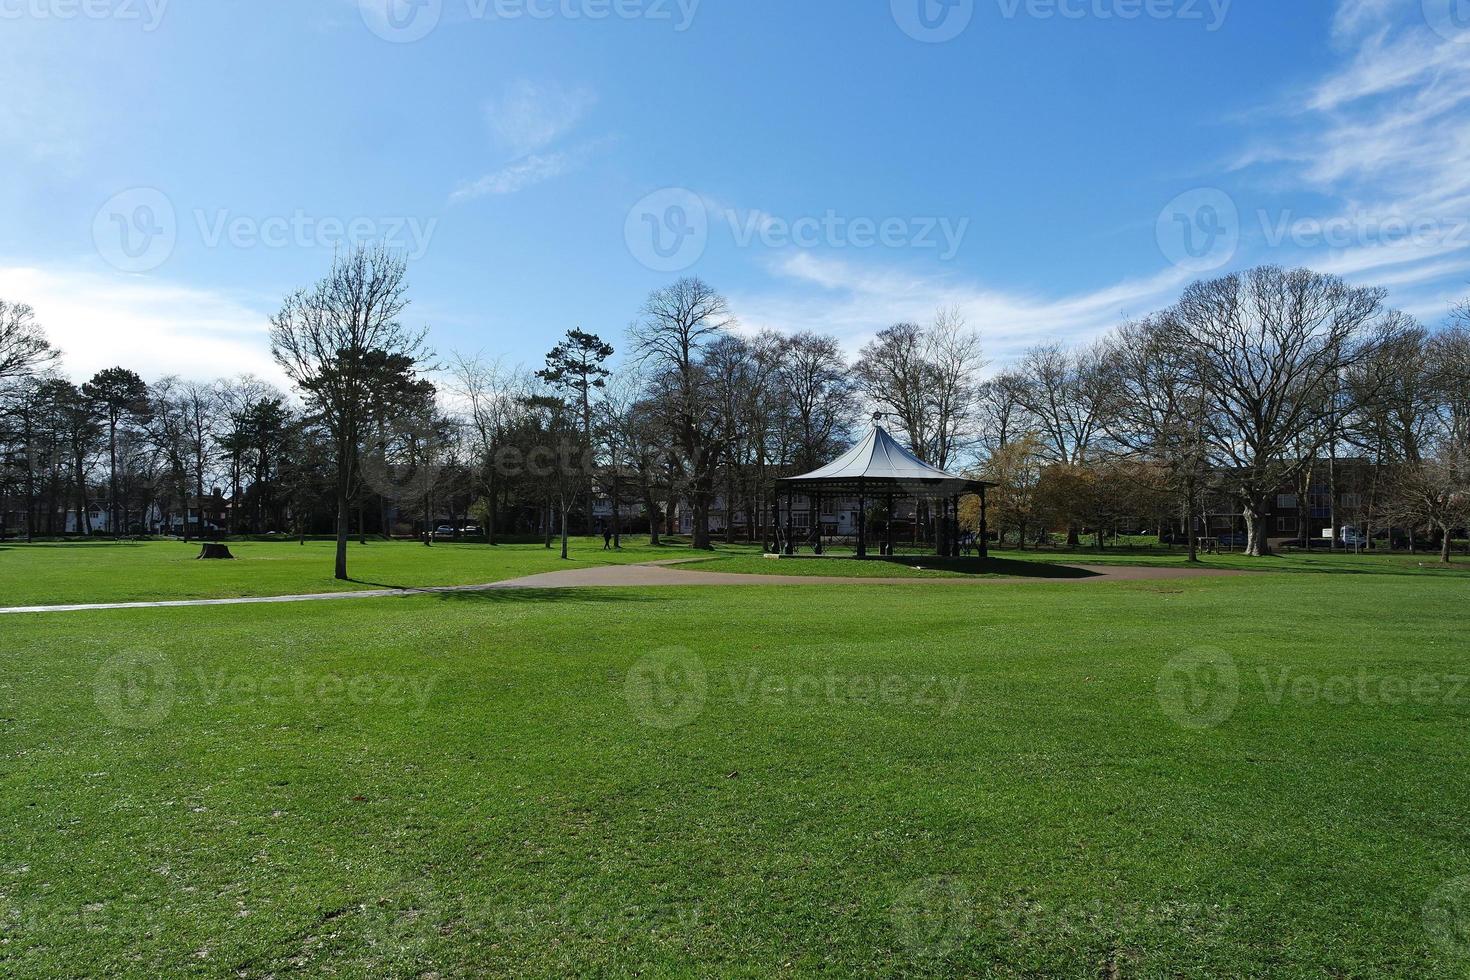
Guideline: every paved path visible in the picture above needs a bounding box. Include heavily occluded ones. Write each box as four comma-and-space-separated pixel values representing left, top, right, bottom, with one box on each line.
0, 560, 1246, 615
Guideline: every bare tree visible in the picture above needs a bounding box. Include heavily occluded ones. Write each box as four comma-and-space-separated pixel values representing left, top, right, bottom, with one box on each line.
1011, 341, 1115, 467
975, 371, 1031, 457
0, 300, 57, 382
1009, 340, 1117, 546
1167, 266, 1384, 556
1389, 453, 1470, 563
926, 307, 986, 470
854, 322, 934, 458
628, 277, 733, 550
269, 245, 429, 580
853, 311, 984, 468
1429, 325, 1470, 452
777, 331, 855, 472
1108, 316, 1214, 562
448, 352, 518, 544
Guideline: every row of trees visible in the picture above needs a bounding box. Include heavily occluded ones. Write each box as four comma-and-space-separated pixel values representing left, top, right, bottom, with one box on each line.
977, 267, 1470, 561
2, 250, 1466, 575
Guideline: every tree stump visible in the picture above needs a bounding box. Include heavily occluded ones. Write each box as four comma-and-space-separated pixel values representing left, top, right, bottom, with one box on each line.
197, 543, 235, 560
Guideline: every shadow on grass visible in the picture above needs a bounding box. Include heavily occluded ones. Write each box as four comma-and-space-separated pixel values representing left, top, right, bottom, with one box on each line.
347, 582, 657, 605
715, 555, 1102, 579
0, 539, 152, 549
880, 557, 1100, 579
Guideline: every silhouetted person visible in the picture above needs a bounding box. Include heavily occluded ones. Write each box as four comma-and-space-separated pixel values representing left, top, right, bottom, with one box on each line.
603, 528, 613, 550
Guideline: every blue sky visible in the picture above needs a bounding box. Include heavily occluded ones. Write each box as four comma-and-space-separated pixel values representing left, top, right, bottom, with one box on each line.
2, 0, 1468, 384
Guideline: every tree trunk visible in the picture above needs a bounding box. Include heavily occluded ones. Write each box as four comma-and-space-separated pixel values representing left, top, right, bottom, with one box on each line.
24, 433, 36, 544
611, 468, 622, 549
643, 486, 662, 546
1441, 523, 1452, 564
108, 419, 118, 538
724, 473, 737, 545
1185, 482, 1200, 563
691, 494, 712, 550
560, 500, 570, 560
334, 484, 350, 580
485, 462, 497, 545
1244, 503, 1271, 557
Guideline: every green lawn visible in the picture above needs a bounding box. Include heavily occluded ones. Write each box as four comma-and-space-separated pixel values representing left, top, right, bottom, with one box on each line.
5, 539, 1466, 609
986, 546, 1470, 577
3, 566, 1470, 976
0, 538, 748, 606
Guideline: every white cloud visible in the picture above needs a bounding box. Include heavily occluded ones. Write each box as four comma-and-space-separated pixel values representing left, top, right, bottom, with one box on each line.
0, 265, 285, 385
1329, 0, 1403, 43
727, 2, 1470, 368
451, 80, 603, 201
1232, 2, 1470, 319
485, 79, 597, 157
450, 149, 578, 202
730, 252, 1195, 364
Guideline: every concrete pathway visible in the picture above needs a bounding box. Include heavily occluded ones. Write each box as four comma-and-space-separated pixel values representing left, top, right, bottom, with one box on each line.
0, 560, 1246, 615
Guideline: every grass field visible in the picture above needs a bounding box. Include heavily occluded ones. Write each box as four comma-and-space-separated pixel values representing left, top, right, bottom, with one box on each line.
0, 538, 716, 606
5, 538, 1466, 609
4, 542, 1470, 976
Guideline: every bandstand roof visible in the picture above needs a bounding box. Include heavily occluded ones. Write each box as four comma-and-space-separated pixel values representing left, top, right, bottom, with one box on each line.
773, 425, 995, 498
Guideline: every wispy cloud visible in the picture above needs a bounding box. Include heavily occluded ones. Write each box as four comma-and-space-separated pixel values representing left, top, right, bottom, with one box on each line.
452, 79, 602, 203
1329, 0, 1402, 42
730, 252, 1194, 365
485, 79, 597, 157
451, 150, 578, 202
730, 2, 1470, 364
0, 264, 284, 385
1233, 1, 1470, 321
450, 137, 612, 203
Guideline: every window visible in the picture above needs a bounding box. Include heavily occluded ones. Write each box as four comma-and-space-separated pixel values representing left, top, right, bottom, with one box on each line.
821, 499, 835, 516
1341, 494, 1362, 511
1277, 517, 1297, 532
1277, 495, 1298, 509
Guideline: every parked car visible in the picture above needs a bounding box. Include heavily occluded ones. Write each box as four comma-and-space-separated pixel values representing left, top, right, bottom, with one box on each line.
462, 525, 481, 536
434, 524, 458, 538
1339, 525, 1369, 547
1215, 531, 1250, 548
